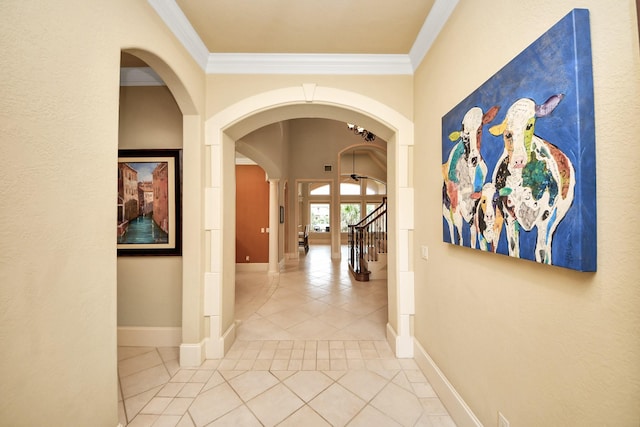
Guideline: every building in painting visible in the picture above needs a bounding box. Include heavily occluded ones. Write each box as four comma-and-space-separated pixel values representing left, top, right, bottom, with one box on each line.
152, 162, 169, 233
137, 181, 153, 216
117, 162, 139, 234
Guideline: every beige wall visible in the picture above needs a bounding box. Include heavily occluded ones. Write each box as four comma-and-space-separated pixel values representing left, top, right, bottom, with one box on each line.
0, 1, 204, 425
118, 86, 183, 328
206, 74, 414, 121
119, 86, 183, 149
413, 1, 640, 426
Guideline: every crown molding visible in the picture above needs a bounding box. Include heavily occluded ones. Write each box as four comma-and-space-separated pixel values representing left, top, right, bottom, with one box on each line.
206, 53, 413, 75
409, 0, 459, 71
147, 0, 456, 75
120, 67, 165, 86
147, 0, 209, 70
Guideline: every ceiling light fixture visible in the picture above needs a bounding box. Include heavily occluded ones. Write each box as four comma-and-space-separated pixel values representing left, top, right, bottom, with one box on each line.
347, 123, 376, 142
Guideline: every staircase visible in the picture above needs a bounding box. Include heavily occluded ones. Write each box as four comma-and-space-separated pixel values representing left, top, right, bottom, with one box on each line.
348, 198, 387, 281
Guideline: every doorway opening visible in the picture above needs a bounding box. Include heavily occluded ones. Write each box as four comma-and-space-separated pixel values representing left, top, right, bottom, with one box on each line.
204, 84, 415, 361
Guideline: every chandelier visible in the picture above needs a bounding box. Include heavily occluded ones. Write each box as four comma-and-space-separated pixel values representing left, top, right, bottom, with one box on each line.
347, 123, 376, 142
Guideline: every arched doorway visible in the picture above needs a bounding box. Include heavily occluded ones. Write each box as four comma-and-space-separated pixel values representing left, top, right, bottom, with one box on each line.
118, 49, 204, 365
203, 84, 415, 361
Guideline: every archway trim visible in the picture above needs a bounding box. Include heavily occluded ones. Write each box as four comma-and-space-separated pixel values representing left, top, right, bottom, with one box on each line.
203, 84, 415, 360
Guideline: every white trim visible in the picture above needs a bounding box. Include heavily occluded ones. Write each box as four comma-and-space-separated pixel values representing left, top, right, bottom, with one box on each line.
386, 323, 399, 356
180, 340, 205, 367
409, 0, 460, 71
413, 339, 483, 427
117, 326, 181, 347
235, 262, 269, 272
205, 322, 236, 359
235, 155, 257, 165
147, 0, 455, 75
207, 53, 413, 75
120, 67, 165, 86
203, 272, 221, 316
386, 322, 414, 358
147, 0, 209, 70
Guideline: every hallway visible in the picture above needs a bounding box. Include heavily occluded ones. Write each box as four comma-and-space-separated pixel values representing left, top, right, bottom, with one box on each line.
117, 245, 456, 426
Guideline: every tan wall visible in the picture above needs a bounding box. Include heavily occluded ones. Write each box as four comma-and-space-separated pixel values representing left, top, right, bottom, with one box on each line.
0, 1, 204, 425
119, 86, 183, 149
236, 165, 270, 263
413, 1, 640, 426
207, 74, 414, 121
118, 86, 183, 327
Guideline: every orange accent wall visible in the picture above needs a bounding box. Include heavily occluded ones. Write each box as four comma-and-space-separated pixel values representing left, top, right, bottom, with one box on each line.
236, 165, 269, 263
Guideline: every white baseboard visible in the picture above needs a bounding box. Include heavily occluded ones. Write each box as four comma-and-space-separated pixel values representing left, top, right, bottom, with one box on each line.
180, 340, 205, 367
205, 322, 236, 359
117, 327, 181, 348
386, 323, 397, 355
386, 323, 413, 358
413, 339, 482, 427
236, 263, 268, 272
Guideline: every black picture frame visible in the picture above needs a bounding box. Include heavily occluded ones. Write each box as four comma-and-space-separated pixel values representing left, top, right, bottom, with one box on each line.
117, 149, 182, 256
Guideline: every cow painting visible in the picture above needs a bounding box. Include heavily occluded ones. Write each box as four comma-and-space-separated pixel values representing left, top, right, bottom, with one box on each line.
442, 106, 500, 248
440, 9, 596, 271
489, 95, 575, 264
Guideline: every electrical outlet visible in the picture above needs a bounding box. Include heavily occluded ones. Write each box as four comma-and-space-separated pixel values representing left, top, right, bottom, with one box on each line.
245, 255, 250, 262
498, 412, 510, 427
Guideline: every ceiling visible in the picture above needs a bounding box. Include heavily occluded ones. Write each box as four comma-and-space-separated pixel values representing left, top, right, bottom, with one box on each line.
175, 0, 435, 55
144, 0, 458, 74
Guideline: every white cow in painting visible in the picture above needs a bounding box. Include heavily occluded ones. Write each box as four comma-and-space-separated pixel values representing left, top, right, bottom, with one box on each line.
442, 106, 500, 248
489, 95, 575, 264
472, 182, 504, 252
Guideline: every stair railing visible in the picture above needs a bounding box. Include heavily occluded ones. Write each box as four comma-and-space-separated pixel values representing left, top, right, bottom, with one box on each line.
348, 197, 387, 281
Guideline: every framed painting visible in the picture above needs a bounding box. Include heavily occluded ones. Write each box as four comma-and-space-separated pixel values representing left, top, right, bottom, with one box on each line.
117, 149, 182, 256
441, 9, 596, 271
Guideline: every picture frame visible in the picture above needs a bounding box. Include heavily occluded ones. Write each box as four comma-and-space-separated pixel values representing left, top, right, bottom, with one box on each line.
117, 149, 182, 256
441, 9, 596, 272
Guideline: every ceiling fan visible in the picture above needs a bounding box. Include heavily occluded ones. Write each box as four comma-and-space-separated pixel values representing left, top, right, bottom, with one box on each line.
348, 150, 368, 182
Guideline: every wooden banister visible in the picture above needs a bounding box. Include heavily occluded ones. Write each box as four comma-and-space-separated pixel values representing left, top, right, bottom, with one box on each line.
348, 198, 387, 281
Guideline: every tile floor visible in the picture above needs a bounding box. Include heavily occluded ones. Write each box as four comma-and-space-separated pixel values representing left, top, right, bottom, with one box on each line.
118, 245, 456, 426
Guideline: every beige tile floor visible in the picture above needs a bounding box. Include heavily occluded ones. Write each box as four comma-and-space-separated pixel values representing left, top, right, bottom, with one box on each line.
118, 245, 456, 426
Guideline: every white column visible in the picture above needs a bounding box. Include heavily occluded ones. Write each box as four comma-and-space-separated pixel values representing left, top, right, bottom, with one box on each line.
268, 179, 280, 273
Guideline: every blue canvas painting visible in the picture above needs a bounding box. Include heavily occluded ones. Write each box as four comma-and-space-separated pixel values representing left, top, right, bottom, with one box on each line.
441, 9, 596, 272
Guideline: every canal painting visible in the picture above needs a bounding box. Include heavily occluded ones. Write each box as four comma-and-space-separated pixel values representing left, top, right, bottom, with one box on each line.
117, 150, 181, 256
441, 9, 596, 272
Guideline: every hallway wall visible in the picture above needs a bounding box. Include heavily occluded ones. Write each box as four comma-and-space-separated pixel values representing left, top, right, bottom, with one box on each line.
413, 1, 640, 426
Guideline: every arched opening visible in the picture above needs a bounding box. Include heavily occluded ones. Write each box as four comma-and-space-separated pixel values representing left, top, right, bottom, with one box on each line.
117, 49, 203, 364
203, 84, 415, 361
